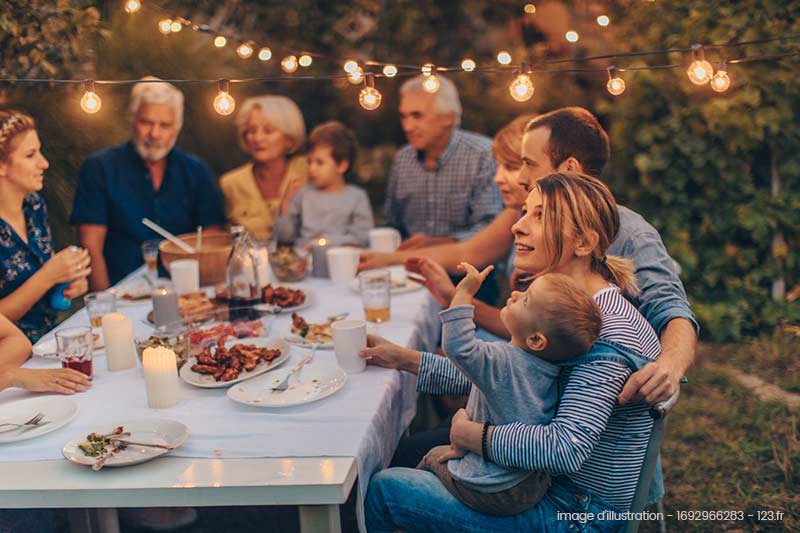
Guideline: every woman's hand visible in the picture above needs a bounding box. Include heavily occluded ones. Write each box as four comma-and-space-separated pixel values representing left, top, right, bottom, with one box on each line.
359, 334, 422, 374
405, 257, 456, 307
63, 277, 89, 299
436, 443, 467, 463
7, 367, 91, 394
42, 247, 91, 286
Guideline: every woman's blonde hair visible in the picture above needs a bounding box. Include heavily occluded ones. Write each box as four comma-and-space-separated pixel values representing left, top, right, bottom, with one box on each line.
492, 114, 536, 169
235, 95, 307, 155
0, 109, 36, 162
535, 172, 639, 297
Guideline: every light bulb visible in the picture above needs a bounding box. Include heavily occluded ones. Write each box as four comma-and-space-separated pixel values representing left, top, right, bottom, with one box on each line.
158, 19, 172, 34
687, 59, 713, 85
343, 60, 359, 74
124, 0, 141, 14
422, 75, 440, 94
80, 87, 102, 114
281, 55, 298, 73
565, 30, 579, 43
461, 58, 476, 72
170, 21, 182, 32
607, 77, 626, 95
348, 67, 364, 84
597, 15, 610, 26
359, 87, 382, 110
236, 42, 253, 59
213, 82, 235, 116
421, 63, 434, 76
298, 54, 313, 67
509, 74, 534, 102
258, 47, 272, 61
524, 3, 536, 14
213, 35, 227, 47
382, 64, 398, 77
497, 51, 512, 65
710, 70, 731, 92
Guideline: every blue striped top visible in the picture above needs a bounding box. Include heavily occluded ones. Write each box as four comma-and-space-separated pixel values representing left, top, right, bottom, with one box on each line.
416, 285, 661, 511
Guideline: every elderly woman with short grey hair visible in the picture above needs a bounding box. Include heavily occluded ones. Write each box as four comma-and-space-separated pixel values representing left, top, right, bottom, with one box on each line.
219, 94, 308, 241
71, 76, 226, 290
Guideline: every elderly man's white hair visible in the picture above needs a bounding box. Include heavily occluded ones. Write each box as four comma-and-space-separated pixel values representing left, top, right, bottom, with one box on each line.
399, 74, 462, 127
128, 76, 184, 130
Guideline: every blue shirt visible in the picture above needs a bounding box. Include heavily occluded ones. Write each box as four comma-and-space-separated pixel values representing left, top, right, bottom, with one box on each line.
0, 193, 55, 341
70, 142, 226, 284
384, 128, 502, 241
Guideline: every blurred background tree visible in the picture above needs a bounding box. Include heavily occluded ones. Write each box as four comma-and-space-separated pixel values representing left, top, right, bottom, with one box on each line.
1, 0, 797, 341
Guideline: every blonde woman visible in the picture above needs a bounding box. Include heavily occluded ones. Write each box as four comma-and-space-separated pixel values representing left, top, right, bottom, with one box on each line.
220, 95, 308, 241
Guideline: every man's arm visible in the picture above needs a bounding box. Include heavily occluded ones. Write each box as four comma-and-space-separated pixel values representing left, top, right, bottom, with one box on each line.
79, 225, 110, 291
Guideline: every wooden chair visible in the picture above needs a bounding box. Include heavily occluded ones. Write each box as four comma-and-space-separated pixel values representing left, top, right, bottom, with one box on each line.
625, 387, 680, 533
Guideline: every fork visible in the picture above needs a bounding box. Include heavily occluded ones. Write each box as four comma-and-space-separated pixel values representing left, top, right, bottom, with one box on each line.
0, 412, 48, 433
271, 344, 318, 392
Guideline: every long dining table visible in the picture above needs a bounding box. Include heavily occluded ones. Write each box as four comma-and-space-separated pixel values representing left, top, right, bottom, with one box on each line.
0, 266, 435, 532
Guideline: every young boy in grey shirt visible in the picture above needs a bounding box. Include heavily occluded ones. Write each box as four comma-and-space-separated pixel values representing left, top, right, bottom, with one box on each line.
417, 263, 603, 516
273, 121, 373, 248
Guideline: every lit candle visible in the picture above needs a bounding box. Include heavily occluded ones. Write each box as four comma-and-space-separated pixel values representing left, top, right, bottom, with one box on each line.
142, 346, 179, 408
101, 312, 138, 371
152, 286, 181, 328
311, 237, 330, 278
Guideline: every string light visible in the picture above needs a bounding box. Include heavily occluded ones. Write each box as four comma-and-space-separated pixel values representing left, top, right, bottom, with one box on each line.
524, 4, 536, 14
298, 54, 313, 67
461, 58, 476, 71
597, 15, 610, 27
236, 42, 254, 59
343, 60, 359, 74
281, 55, 299, 73
710, 62, 731, 92
80, 80, 102, 114
509, 65, 534, 102
421, 63, 434, 76
497, 51, 512, 65
606, 66, 626, 95
213, 35, 227, 47
687, 44, 714, 85
382, 64, 398, 77
566, 30, 579, 43
347, 66, 364, 84
359, 75, 382, 111
124, 0, 141, 14
258, 47, 272, 61
170, 20, 182, 32
213, 79, 235, 116
158, 19, 172, 34
422, 74, 440, 93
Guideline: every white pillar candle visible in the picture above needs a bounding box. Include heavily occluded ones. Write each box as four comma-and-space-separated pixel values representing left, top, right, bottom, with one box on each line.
152, 286, 181, 328
142, 346, 179, 409
256, 247, 270, 288
101, 312, 138, 371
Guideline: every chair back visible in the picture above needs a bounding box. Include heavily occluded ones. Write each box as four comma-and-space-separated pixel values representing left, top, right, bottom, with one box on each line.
624, 387, 680, 533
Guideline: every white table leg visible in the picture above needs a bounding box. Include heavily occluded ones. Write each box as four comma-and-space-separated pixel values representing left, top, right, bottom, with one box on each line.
298, 504, 341, 533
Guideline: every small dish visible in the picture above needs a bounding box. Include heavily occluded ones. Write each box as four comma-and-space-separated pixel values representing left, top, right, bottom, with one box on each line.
33, 328, 104, 359
0, 396, 78, 444
179, 337, 290, 389
227, 364, 347, 408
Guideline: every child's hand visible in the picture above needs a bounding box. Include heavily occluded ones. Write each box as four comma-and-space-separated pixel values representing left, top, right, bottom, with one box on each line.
455, 262, 494, 297
436, 443, 467, 463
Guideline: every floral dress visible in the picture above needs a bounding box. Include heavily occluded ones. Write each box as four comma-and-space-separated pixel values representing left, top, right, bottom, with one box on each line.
0, 193, 55, 341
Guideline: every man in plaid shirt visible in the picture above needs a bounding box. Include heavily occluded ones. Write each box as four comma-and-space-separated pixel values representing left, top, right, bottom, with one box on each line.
384, 75, 503, 250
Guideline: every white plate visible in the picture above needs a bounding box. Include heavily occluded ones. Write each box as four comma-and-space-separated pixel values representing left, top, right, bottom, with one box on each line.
262, 286, 315, 314
227, 363, 347, 408
284, 335, 333, 350
61, 418, 188, 468
109, 280, 152, 302
32, 328, 104, 359
179, 337, 290, 388
0, 396, 78, 444
349, 278, 423, 295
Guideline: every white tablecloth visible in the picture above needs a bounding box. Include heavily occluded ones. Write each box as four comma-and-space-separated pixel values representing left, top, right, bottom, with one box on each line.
0, 268, 435, 531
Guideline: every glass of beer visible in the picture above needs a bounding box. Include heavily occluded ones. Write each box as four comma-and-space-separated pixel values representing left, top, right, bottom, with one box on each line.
84, 291, 117, 328
56, 326, 94, 379
141, 239, 161, 281
359, 269, 391, 323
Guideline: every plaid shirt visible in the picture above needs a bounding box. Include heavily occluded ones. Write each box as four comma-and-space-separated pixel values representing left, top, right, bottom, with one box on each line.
384, 128, 502, 241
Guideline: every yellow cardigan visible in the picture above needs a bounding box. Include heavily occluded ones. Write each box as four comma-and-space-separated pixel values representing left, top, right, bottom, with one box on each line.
219, 157, 308, 241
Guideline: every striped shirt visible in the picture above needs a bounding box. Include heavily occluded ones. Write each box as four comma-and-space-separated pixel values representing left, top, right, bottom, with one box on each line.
383, 128, 502, 241
416, 285, 661, 511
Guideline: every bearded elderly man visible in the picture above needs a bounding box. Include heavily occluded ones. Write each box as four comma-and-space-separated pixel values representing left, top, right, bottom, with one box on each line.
71, 77, 226, 290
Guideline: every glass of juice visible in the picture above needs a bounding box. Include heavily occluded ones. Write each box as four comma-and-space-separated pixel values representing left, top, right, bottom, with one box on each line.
84, 291, 117, 328
141, 239, 161, 281
56, 326, 94, 379
359, 269, 391, 323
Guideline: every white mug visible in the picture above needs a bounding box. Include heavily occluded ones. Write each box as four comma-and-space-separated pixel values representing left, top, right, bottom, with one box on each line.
369, 228, 402, 253
170, 259, 200, 295
327, 247, 360, 285
331, 320, 367, 374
